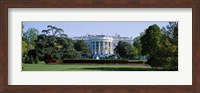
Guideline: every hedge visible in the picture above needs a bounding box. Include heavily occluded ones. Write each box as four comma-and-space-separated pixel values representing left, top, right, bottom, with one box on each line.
62, 59, 146, 64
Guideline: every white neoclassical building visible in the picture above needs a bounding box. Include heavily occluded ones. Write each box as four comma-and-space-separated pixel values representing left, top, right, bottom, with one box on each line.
72, 34, 133, 58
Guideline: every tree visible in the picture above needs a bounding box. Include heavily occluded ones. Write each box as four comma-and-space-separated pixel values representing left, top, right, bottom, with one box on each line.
172, 23, 178, 45
74, 40, 90, 57
22, 23, 29, 64
132, 36, 142, 56
22, 27, 39, 63
159, 22, 178, 70
141, 24, 162, 56
25, 49, 37, 64
22, 40, 28, 56
30, 56, 34, 64
143, 23, 178, 70
114, 41, 133, 58
42, 25, 64, 36
23, 28, 39, 50
161, 22, 178, 56
22, 23, 28, 56
35, 25, 80, 63
162, 22, 177, 38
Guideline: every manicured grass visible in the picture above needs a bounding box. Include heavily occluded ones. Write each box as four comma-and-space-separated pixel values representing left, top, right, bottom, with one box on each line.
23, 63, 153, 71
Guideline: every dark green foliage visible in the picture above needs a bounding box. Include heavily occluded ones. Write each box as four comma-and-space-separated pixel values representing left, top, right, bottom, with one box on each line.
44, 52, 55, 64
35, 25, 81, 63
63, 59, 145, 64
28, 49, 37, 58
74, 40, 90, 57
24, 56, 29, 63
24, 49, 37, 64
141, 24, 162, 56
22, 56, 26, 63
147, 43, 178, 70
147, 57, 178, 71
35, 56, 39, 64
22, 40, 28, 57
172, 24, 178, 45
30, 56, 34, 64
132, 36, 142, 56
143, 22, 178, 70
114, 41, 133, 58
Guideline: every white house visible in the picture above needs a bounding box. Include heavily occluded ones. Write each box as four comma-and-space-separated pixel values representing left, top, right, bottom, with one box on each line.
72, 34, 133, 58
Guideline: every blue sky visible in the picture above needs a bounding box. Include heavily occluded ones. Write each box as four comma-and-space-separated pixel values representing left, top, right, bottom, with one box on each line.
23, 21, 169, 39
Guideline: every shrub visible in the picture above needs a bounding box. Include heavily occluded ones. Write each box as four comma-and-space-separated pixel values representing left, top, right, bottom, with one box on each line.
35, 56, 39, 64
24, 56, 30, 64
147, 57, 178, 71
30, 56, 34, 64
22, 56, 26, 63
44, 53, 56, 64
63, 59, 131, 64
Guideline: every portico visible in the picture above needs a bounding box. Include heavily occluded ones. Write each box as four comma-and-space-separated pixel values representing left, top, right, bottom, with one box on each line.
91, 40, 113, 55
72, 34, 133, 59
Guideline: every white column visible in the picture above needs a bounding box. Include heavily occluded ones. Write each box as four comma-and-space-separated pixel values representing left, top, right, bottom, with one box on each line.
110, 41, 113, 54
107, 42, 108, 54
99, 41, 101, 54
91, 41, 93, 55
98, 41, 100, 55
106, 41, 108, 54
94, 41, 96, 54
109, 41, 111, 54
102, 41, 105, 54
101, 42, 102, 54
108, 42, 110, 54
104, 42, 106, 54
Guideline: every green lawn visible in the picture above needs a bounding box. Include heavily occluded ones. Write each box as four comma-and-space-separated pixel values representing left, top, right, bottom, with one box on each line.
23, 63, 153, 71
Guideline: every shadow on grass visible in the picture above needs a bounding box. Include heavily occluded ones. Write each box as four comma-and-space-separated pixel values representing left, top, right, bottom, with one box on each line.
83, 67, 154, 71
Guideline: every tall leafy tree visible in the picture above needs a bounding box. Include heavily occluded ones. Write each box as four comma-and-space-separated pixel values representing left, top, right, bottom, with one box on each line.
74, 40, 90, 57
114, 41, 133, 58
162, 22, 177, 38
161, 22, 178, 56
23, 28, 39, 50
142, 23, 178, 70
132, 36, 142, 56
141, 24, 162, 56
35, 25, 80, 63
22, 23, 28, 64
22, 23, 28, 56
41, 25, 64, 36
173, 24, 178, 45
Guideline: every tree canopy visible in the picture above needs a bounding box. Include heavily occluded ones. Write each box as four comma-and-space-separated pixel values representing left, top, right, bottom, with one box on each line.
141, 24, 162, 56
74, 40, 90, 57
22, 23, 28, 57
23, 28, 39, 50
114, 41, 133, 58
140, 23, 178, 70
35, 25, 80, 63
132, 36, 142, 56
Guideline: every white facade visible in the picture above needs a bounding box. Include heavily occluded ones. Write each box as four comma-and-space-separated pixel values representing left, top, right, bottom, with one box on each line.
72, 35, 133, 58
